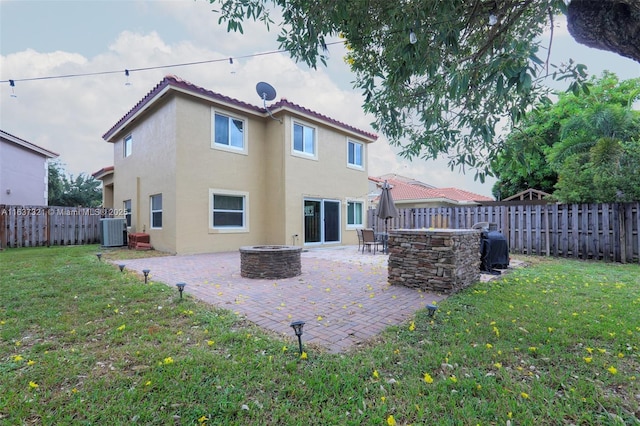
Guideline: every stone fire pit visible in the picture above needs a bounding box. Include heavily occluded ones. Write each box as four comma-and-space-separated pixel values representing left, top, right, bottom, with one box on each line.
239, 245, 302, 279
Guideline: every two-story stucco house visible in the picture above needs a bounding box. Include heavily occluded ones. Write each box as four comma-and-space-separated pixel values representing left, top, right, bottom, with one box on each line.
0, 129, 59, 205
97, 75, 376, 254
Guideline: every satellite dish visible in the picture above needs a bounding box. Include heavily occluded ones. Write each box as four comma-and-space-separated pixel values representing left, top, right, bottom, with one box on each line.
256, 81, 282, 123
256, 82, 277, 102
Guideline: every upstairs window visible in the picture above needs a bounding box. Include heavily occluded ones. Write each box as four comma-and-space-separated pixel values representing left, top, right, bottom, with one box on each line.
293, 122, 316, 157
213, 112, 245, 151
124, 135, 132, 157
347, 139, 364, 168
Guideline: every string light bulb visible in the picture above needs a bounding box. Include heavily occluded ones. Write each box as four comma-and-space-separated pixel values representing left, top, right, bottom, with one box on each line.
409, 29, 418, 45
125, 69, 132, 86
9, 80, 17, 98
229, 58, 236, 74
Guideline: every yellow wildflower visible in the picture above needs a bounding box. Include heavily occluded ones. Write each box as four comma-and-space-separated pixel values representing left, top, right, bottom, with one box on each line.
584, 357, 592, 363
485, 343, 493, 349
29, 381, 39, 389
409, 321, 416, 331
117, 324, 126, 331
163, 357, 174, 365
207, 340, 215, 346
300, 352, 308, 360
607, 366, 617, 375
520, 392, 529, 399
198, 415, 209, 423
27, 360, 35, 366
12, 355, 23, 362
145, 381, 152, 386
449, 375, 458, 383
494, 362, 502, 369
586, 347, 594, 354
373, 369, 380, 379
423, 372, 434, 384
387, 415, 397, 426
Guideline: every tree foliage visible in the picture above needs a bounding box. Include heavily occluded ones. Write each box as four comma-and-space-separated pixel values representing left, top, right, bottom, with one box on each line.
210, 0, 595, 179
48, 161, 102, 207
491, 72, 640, 202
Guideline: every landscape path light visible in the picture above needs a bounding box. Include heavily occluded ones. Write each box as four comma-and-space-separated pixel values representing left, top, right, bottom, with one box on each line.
290, 320, 306, 355
118, 264, 125, 273
176, 282, 186, 300
427, 304, 438, 318
142, 269, 150, 284
96, 252, 102, 261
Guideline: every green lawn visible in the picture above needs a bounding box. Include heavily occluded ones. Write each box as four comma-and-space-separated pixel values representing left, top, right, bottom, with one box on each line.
1, 245, 638, 425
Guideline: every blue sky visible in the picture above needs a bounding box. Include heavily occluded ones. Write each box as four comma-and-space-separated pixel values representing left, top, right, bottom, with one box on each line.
1, 0, 638, 197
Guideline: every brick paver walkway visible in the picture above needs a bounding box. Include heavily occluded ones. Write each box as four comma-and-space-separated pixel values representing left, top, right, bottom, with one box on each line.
116, 246, 447, 353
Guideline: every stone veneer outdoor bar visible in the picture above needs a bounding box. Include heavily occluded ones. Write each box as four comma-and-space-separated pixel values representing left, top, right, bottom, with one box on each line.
388, 229, 481, 294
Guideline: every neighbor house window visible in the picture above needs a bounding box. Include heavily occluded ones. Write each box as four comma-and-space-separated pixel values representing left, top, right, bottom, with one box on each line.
124, 135, 132, 157
293, 122, 316, 156
213, 112, 245, 151
347, 201, 364, 226
209, 189, 249, 231
123, 199, 132, 227
150, 194, 162, 229
347, 139, 364, 168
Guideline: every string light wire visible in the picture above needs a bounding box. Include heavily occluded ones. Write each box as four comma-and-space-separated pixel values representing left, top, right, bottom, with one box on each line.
0, 42, 347, 86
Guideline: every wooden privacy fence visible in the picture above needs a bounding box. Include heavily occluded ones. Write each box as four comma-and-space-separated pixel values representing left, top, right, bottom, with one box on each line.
0, 205, 111, 248
368, 202, 640, 263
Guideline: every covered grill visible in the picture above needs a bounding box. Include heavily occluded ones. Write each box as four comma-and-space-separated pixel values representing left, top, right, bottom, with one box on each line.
473, 223, 509, 274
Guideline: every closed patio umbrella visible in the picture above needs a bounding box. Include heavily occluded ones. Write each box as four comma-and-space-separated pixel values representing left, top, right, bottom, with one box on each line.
377, 180, 398, 253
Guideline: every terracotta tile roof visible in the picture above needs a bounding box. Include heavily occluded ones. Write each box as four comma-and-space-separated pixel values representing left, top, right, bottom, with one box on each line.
92, 165, 114, 179
103, 75, 377, 142
370, 175, 493, 204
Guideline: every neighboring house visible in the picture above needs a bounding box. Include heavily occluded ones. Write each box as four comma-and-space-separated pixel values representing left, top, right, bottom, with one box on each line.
0, 129, 59, 205
91, 166, 114, 208
369, 174, 494, 208
95, 75, 377, 254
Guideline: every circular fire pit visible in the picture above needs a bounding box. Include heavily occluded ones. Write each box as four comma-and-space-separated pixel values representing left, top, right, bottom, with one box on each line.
239, 245, 302, 279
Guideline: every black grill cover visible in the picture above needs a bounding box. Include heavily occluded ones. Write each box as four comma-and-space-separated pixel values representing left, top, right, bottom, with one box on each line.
480, 231, 509, 272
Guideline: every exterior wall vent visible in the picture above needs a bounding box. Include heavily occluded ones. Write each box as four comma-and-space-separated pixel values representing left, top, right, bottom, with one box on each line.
100, 218, 126, 247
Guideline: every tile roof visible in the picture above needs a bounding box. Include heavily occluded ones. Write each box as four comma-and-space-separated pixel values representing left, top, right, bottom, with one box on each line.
91, 165, 114, 179
370, 175, 493, 204
103, 75, 377, 141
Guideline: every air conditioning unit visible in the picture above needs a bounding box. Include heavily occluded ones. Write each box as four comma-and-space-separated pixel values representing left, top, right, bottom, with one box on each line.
100, 218, 126, 247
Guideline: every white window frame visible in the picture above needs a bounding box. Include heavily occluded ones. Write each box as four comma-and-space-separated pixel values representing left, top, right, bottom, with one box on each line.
291, 120, 317, 160
208, 189, 249, 233
124, 135, 132, 158
346, 200, 364, 228
211, 109, 248, 155
347, 139, 364, 169
150, 194, 162, 229
123, 199, 132, 228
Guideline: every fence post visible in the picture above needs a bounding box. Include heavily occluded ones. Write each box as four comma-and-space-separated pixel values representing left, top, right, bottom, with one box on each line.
0, 205, 5, 249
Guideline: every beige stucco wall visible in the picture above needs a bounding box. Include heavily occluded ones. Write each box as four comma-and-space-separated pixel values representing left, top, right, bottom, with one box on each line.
112, 98, 178, 253
173, 95, 273, 254
282, 114, 369, 247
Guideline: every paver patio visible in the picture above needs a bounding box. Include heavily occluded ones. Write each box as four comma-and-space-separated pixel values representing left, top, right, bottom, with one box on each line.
116, 246, 451, 353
